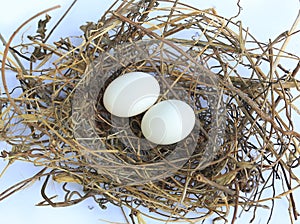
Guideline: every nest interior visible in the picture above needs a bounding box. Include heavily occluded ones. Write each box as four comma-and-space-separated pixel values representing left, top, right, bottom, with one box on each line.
1, 0, 300, 223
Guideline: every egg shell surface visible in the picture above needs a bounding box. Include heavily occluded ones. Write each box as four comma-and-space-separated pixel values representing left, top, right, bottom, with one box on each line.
141, 99, 195, 145
103, 72, 160, 117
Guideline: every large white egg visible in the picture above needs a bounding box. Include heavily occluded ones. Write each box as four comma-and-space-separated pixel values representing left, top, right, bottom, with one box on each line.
141, 99, 195, 145
103, 72, 160, 117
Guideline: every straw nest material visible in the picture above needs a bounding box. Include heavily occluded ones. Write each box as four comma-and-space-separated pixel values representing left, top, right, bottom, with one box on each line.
1, 0, 300, 223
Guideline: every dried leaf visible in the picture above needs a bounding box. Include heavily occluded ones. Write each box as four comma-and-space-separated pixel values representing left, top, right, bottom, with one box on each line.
214, 172, 237, 185
53, 173, 81, 184
19, 114, 39, 122
80, 21, 97, 39
37, 14, 51, 40
30, 46, 47, 62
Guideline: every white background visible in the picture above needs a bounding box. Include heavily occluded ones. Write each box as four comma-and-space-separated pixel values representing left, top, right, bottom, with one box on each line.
0, 0, 300, 223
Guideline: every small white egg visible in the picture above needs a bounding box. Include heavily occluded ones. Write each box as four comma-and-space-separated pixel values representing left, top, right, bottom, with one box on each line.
103, 72, 160, 117
141, 99, 195, 145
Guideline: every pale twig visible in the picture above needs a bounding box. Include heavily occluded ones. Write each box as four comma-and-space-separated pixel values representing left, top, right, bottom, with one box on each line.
272, 9, 300, 73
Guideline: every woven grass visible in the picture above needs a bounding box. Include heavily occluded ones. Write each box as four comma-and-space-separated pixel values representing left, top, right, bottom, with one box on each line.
1, 0, 300, 223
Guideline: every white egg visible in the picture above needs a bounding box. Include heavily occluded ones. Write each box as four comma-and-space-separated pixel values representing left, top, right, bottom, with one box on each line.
103, 72, 160, 117
141, 99, 195, 145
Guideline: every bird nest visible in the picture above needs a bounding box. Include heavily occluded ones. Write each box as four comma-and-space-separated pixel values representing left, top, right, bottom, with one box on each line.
1, 0, 300, 223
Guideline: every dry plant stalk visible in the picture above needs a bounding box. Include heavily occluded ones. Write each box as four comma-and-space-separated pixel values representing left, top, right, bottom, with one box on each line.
1, 1, 300, 223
